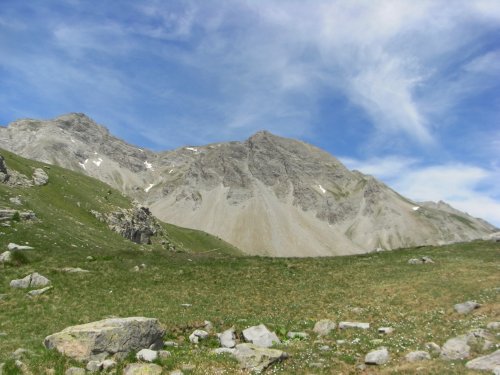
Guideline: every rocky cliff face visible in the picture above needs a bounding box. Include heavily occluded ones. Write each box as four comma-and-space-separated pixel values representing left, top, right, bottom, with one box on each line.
0, 113, 496, 256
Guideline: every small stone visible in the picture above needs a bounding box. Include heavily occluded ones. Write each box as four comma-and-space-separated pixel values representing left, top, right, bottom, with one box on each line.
0, 251, 11, 263
242, 324, 281, 348
132, 265, 140, 272
12, 348, 31, 359
65, 367, 85, 375
101, 359, 117, 370
218, 327, 236, 348
339, 321, 370, 330
163, 341, 178, 347
286, 331, 309, 339
136, 348, 158, 362
487, 322, 500, 331
8, 243, 34, 250
170, 371, 183, 375
180, 303, 192, 307
378, 327, 394, 335
454, 301, 480, 314
32, 168, 49, 186
313, 319, 336, 336
189, 329, 209, 344
9, 197, 22, 205
59, 268, 90, 273
336, 340, 346, 345
405, 351, 431, 362
123, 363, 163, 375
86, 256, 95, 261
27, 286, 52, 297
204, 320, 213, 332
365, 347, 390, 365
319, 345, 330, 351
86, 361, 102, 372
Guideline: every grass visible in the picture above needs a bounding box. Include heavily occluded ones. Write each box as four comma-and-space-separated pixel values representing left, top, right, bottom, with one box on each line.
0, 149, 499, 374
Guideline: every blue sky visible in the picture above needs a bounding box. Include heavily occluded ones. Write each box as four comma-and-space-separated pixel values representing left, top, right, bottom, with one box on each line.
1, 0, 499, 226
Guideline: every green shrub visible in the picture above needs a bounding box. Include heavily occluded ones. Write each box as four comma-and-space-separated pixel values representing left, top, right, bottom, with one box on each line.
11, 211, 21, 222
9, 250, 29, 266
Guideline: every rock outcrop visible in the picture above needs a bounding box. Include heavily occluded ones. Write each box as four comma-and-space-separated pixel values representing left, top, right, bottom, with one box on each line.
43, 317, 164, 362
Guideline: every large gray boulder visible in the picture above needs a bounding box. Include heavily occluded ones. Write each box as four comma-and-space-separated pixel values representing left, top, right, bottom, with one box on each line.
218, 327, 236, 348
242, 324, 281, 348
440, 335, 470, 360
32, 168, 49, 186
10, 273, 50, 289
405, 351, 431, 362
233, 343, 288, 373
43, 317, 164, 362
466, 350, 500, 372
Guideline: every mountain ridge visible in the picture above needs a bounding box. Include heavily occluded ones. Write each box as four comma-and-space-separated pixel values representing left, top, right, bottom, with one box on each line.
0, 113, 496, 256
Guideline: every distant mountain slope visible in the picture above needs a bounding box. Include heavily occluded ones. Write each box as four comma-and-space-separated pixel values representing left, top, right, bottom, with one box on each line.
0, 147, 242, 257
0, 113, 496, 256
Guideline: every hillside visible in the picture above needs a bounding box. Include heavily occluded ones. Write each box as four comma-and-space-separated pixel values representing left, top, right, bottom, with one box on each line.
0, 113, 496, 257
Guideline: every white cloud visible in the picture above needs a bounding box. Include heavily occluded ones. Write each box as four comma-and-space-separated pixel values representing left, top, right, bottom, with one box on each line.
344, 156, 500, 227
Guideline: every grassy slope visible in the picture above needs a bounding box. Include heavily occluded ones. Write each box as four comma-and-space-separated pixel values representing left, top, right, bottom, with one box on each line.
0, 149, 499, 374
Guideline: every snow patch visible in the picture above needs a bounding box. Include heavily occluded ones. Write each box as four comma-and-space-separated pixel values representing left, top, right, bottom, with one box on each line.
318, 184, 326, 194
78, 159, 88, 170
92, 158, 103, 167
144, 161, 154, 170
144, 183, 154, 193
185, 147, 198, 152
412, 206, 420, 211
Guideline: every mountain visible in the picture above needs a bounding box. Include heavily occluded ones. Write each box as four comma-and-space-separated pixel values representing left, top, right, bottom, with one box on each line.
0, 113, 496, 257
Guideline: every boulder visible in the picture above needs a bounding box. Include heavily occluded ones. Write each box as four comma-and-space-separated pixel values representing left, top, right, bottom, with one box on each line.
242, 324, 281, 348
405, 351, 431, 362
466, 350, 500, 372
43, 317, 164, 362
123, 363, 163, 375
0, 251, 11, 263
218, 327, 236, 348
10, 273, 50, 289
32, 168, 49, 186
7, 243, 34, 251
313, 319, 336, 336
339, 321, 370, 330
454, 301, 480, 314
365, 347, 390, 365
440, 335, 470, 360
189, 329, 208, 344
233, 343, 288, 373
136, 349, 158, 362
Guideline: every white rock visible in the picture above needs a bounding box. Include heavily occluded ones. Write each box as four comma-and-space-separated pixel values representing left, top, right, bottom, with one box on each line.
101, 359, 117, 370
136, 348, 158, 362
32, 168, 49, 185
339, 321, 370, 330
59, 267, 90, 273
487, 322, 500, 331
313, 319, 336, 336
7, 243, 34, 250
86, 361, 102, 372
242, 324, 281, 348
10, 273, 50, 289
27, 286, 52, 296
189, 329, 209, 344
123, 363, 162, 375
365, 347, 390, 365
0, 251, 11, 263
454, 301, 480, 314
218, 327, 236, 348
440, 335, 470, 360
405, 351, 431, 362
233, 343, 288, 373
378, 327, 394, 335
